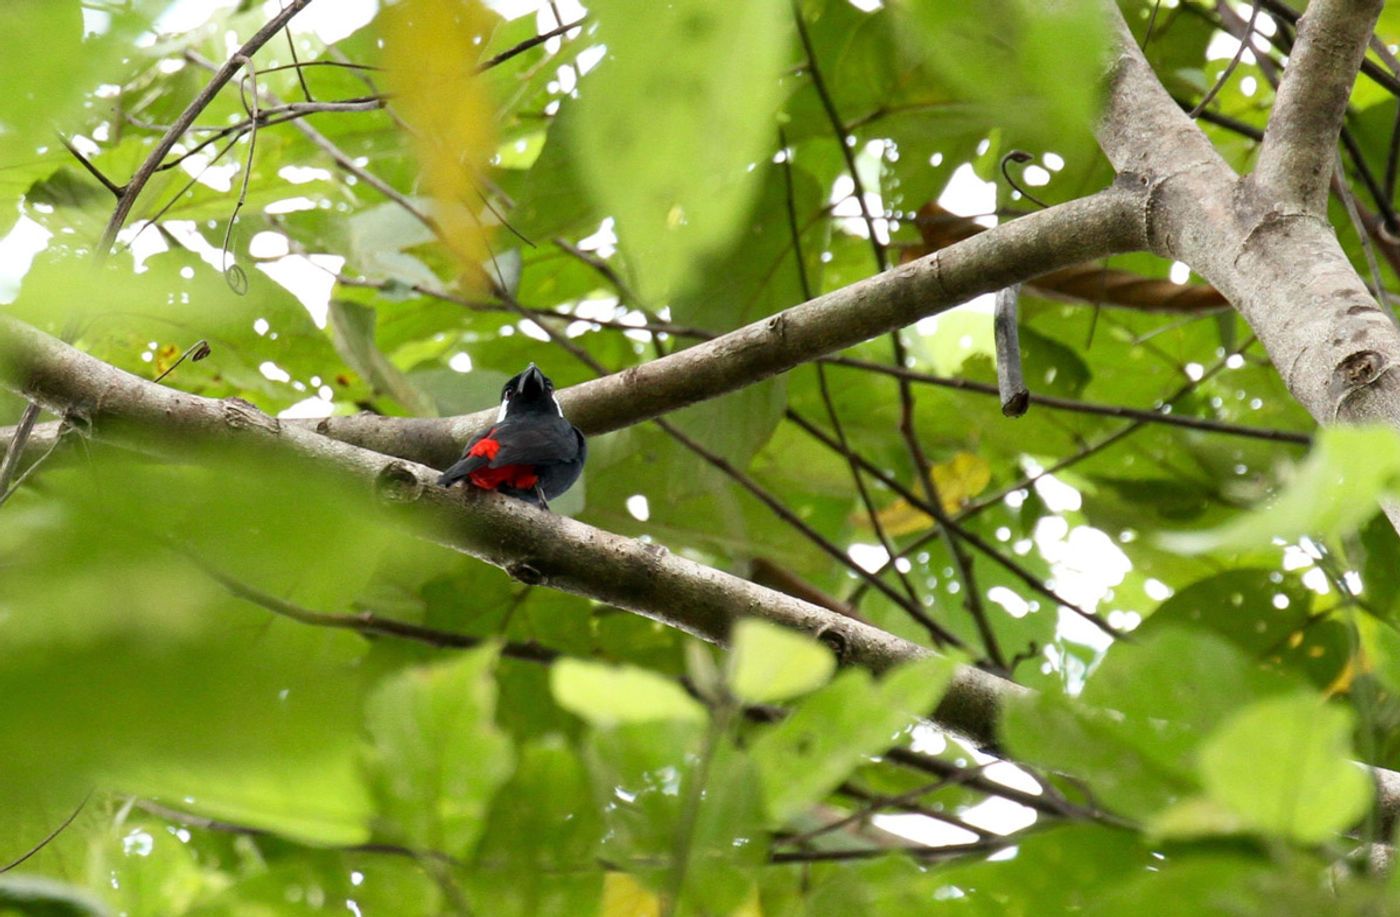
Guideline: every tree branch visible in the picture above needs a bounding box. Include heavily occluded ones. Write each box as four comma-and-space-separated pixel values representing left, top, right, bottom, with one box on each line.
98, 0, 316, 254
10, 315, 1400, 827
1252, 0, 1384, 213
1099, 1, 1400, 533
313, 184, 1149, 468
0, 314, 1012, 745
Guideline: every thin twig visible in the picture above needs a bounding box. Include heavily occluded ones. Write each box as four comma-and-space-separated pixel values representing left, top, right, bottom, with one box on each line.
1188, 0, 1261, 118
655, 416, 966, 650
794, 4, 994, 652
58, 135, 124, 197
99, 0, 316, 254
152, 340, 212, 385
0, 790, 92, 873
180, 543, 561, 663
786, 410, 1121, 640
479, 17, 586, 72
822, 356, 1313, 444
0, 403, 40, 501
775, 128, 926, 627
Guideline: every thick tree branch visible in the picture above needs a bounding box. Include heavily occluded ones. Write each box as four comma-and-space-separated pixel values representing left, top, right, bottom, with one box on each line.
0, 314, 1011, 745
1099, 2, 1400, 532
9, 317, 1400, 827
1252, 0, 1384, 213
313, 184, 1149, 468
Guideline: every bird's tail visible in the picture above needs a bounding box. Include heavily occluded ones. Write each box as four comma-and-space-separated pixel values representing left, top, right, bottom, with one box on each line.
436, 455, 486, 487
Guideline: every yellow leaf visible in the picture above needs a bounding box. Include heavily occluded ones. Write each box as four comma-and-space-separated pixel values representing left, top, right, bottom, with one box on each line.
381, 0, 497, 285
852, 452, 991, 536
599, 875, 761, 917
602, 873, 661, 917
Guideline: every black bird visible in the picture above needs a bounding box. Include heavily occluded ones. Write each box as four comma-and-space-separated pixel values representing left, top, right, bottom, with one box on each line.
436, 363, 586, 510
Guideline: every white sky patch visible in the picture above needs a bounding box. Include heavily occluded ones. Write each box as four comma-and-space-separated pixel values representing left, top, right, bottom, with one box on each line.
1143, 577, 1173, 601
1301, 567, 1330, 594
153, 220, 227, 271
915, 293, 996, 336
449, 352, 473, 372
180, 153, 239, 193
1170, 261, 1191, 284
959, 796, 1038, 834
872, 813, 980, 847
1021, 165, 1050, 187
82, 6, 113, 35
828, 174, 888, 244
249, 231, 289, 258
256, 253, 343, 328
279, 395, 335, 419
1107, 609, 1143, 631
0, 216, 52, 302
908, 724, 946, 755
987, 586, 1030, 619
1281, 543, 1315, 570
939, 163, 997, 227
151, 0, 232, 36
259, 360, 291, 383
517, 318, 550, 341
626, 494, 650, 521
278, 165, 334, 185
574, 296, 621, 320
1033, 474, 1081, 513
576, 44, 607, 76
265, 196, 318, 215
981, 760, 1043, 795
276, 0, 377, 43
848, 542, 889, 573
578, 217, 617, 258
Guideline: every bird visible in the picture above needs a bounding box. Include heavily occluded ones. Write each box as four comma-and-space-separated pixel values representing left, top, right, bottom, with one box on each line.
436, 363, 586, 510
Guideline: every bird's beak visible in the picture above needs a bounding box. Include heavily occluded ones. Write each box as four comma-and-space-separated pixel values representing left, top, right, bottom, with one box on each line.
518, 363, 544, 395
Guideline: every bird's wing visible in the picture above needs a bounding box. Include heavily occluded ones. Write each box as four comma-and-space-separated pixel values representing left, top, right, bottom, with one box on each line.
436, 429, 493, 485
488, 416, 582, 467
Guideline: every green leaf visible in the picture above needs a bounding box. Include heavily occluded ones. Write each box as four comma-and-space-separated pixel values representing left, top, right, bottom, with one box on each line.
895, 0, 1106, 154
1002, 628, 1296, 818
551, 658, 707, 725
750, 654, 955, 822
1159, 426, 1400, 553
0, 876, 110, 917
329, 298, 436, 415
1196, 692, 1371, 843
362, 644, 514, 855
727, 618, 835, 703
467, 738, 604, 916
569, 0, 789, 299
0, 1, 147, 168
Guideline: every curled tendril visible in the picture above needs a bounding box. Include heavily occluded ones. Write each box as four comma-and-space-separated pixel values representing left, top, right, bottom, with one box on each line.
999, 150, 1048, 209
224, 263, 248, 295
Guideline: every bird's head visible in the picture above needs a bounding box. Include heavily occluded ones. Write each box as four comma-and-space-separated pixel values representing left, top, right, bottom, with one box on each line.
498, 363, 563, 420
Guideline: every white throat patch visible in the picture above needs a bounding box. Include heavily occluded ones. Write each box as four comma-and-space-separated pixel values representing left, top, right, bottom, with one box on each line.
498, 393, 563, 420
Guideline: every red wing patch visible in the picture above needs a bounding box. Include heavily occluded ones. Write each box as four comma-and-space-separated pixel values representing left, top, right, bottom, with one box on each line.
467, 430, 501, 460
469, 464, 539, 491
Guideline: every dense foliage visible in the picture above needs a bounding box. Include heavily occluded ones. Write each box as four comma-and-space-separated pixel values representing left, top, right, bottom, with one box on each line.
4, 0, 1400, 913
